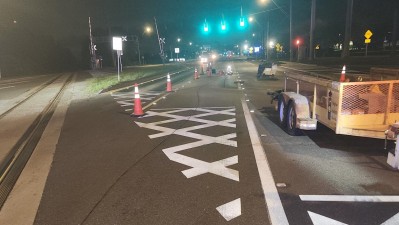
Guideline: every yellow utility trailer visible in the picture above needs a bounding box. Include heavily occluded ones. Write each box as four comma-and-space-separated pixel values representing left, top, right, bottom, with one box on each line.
274, 70, 399, 168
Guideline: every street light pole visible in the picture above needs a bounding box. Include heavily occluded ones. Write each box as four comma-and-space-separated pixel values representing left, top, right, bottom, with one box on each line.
137, 37, 141, 65
290, 0, 293, 61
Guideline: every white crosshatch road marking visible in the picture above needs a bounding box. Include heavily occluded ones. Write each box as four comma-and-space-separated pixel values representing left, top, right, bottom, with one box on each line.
112, 91, 161, 111
135, 107, 239, 181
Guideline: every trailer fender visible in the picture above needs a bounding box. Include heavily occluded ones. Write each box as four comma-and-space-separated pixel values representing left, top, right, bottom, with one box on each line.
281, 92, 317, 131
280, 92, 310, 119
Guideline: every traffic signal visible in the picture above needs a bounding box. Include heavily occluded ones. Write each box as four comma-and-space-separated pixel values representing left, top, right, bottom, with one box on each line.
204, 23, 209, 32
221, 21, 226, 30
203, 19, 209, 32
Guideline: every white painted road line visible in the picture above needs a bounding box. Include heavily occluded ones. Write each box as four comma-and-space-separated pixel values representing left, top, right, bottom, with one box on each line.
300, 195, 399, 202
0, 86, 14, 90
0, 80, 29, 86
241, 99, 289, 225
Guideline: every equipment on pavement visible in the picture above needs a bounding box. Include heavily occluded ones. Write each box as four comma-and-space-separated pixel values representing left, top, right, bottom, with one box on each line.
268, 68, 399, 169
226, 65, 233, 75
257, 62, 277, 79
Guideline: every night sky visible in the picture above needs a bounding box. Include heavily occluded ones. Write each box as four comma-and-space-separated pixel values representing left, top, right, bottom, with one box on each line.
0, 0, 398, 74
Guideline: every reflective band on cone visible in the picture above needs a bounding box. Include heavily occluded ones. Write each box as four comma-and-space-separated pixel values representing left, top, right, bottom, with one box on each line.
166, 73, 172, 92
133, 83, 144, 116
339, 65, 346, 82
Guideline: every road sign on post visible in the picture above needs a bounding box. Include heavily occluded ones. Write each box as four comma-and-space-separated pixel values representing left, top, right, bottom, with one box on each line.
364, 30, 373, 57
113, 37, 123, 81
364, 30, 373, 39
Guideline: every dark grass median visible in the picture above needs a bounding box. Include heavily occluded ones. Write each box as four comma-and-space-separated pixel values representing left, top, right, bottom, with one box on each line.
87, 63, 193, 94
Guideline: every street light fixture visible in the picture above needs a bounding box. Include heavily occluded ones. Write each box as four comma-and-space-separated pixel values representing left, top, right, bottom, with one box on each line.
177, 38, 181, 42
269, 40, 275, 48
258, 0, 270, 6
145, 26, 152, 34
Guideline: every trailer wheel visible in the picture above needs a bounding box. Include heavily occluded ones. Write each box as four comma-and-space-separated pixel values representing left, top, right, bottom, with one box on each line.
286, 102, 300, 136
277, 96, 287, 127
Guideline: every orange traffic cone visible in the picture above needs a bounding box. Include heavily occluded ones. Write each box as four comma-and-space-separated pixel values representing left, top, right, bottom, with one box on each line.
194, 68, 198, 79
339, 65, 346, 82
133, 83, 144, 117
207, 69, 211, 77
166, 73, 172, 92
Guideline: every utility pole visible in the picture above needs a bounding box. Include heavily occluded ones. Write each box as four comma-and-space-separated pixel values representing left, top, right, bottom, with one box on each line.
89, 17, 97, 69
266, 13, 270, 60
290, 0, 293, 61
309, 0, 316, 60
341, 0, 353, 58
134, 36, 141, 65
391, 7, 398, 56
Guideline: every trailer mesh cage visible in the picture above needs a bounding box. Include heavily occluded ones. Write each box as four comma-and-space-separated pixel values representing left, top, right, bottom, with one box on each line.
341, 82, 399, 115
286, 76, 399, 115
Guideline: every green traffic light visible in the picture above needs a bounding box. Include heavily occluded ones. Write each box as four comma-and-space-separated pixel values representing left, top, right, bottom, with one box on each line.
221, 20, 226, 31
203, 19, 209, 32
240, 18, 245, 27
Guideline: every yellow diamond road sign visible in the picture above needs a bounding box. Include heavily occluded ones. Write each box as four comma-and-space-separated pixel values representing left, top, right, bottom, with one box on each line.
364, 30, 373, 39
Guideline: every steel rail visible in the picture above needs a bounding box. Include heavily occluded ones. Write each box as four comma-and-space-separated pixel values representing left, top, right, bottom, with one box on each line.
0, 73, 74, 209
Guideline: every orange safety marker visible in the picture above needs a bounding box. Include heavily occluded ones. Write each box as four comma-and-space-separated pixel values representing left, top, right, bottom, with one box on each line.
339, 65, 346, 82
207, 69, 211, 77
133, 83, 144, 116
166, 73, 172, 92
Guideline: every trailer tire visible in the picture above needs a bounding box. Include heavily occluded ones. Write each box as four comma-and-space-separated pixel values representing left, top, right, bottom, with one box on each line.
286, 102, 301, 136
277, 96, 287, 127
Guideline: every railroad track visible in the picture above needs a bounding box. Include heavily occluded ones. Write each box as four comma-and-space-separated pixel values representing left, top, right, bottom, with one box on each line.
0, 73, 74, 209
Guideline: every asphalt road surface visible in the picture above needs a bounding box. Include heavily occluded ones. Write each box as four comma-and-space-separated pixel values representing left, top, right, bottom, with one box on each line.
1, 60, 399, 225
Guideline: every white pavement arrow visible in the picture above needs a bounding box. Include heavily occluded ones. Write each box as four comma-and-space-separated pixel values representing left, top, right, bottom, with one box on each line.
308, 211, 348, 225
382, 212, 399, 225
216, 198, 241, 221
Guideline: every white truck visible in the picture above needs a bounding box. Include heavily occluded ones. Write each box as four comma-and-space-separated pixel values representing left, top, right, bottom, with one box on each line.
272, 69, 399, 169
